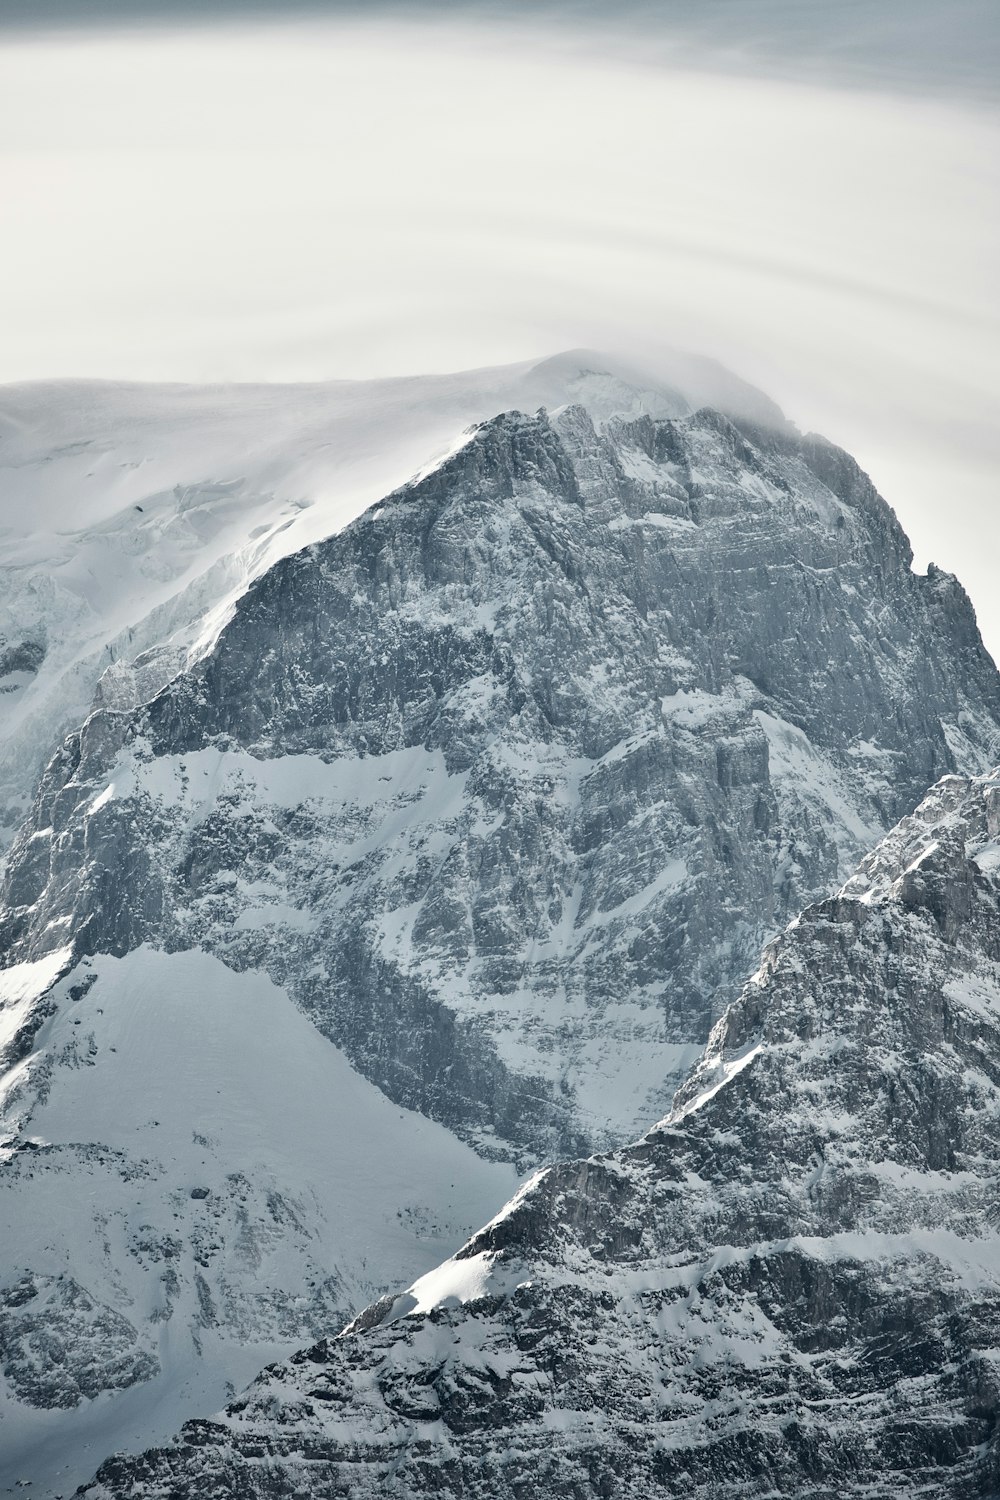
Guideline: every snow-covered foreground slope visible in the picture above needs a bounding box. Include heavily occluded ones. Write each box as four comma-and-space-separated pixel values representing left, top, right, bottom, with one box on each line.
81, 768, 1000, 1499
0, 347, 774, 848
0, 947, 518, 1496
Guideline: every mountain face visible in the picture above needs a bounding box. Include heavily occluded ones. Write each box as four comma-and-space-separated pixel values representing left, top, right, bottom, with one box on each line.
80, 767, 1000, 1500
1, 358, 999, 1493
4, 402, 998, 1154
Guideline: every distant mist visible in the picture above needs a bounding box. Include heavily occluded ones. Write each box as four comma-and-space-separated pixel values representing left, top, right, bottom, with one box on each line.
0, 5, 997, 651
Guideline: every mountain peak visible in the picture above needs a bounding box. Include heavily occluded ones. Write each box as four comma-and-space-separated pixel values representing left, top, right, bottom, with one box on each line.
523, 345, 790, 431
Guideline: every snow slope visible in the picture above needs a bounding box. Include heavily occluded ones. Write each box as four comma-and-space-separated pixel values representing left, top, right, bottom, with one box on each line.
0, 947, 518, 1497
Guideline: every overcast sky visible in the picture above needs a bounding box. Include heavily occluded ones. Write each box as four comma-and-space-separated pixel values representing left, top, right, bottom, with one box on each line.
1, 2, 998, 651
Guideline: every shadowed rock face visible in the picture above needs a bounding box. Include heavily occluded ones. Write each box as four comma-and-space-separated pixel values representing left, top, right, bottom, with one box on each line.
3, 402, 1000, 1160
80, 770, 1000, 1500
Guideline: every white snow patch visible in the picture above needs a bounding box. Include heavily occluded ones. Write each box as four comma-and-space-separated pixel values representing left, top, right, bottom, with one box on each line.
0, 948, 72, 1007
87, 782, 115, 815
661, 686, 745, 730
609, 512, 696, 533
0, 947, 72, 1053
902, 840, 939, 876
408, 424, 480, 485
404, 1250, 500, 1316
671, 1043, 764, 1121
111, 742, 450, 820
477, 1168, 550, 1233
973, 840, 1000, 876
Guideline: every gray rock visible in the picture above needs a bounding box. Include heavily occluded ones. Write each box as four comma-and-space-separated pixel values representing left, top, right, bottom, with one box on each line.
0, 1273, 156, 1409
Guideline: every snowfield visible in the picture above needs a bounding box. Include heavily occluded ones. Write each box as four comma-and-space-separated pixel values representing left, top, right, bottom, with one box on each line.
0, 947, 519, 1496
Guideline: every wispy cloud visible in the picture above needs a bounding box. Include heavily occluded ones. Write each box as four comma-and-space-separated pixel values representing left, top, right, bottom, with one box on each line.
0, 6, 997, 648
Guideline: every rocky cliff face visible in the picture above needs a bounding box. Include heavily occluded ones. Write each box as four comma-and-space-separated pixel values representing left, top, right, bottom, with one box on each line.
3, 401, 998, 1157
81, 767, 1000, 1499
2, 373, 1000, 1493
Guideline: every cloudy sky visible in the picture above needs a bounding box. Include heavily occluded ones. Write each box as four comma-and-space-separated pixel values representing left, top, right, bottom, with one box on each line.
1, 1, 998, 648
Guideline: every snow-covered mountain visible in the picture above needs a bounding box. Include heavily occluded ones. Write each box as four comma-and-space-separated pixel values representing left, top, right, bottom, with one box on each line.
80, 765, 1000, 1499
4, 401, 998, 1146
1, 352, 999, 1494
